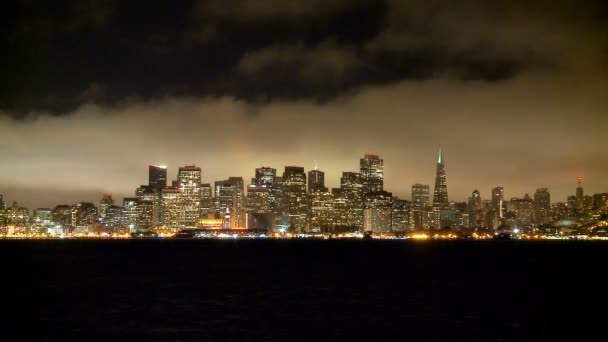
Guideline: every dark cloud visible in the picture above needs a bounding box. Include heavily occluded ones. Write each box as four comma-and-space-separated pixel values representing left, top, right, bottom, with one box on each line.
1, 0, 607, 207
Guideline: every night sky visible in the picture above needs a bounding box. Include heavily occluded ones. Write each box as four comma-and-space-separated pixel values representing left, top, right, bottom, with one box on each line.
1, 0, 607, 209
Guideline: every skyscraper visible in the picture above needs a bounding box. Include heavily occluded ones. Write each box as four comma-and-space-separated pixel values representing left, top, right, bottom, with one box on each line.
412, 184, 430, 207
308, 163, 327, 193
177, 164, 202, 228
432, 147, 449, 209
467, 190, 482, 227
254, 167, 276, 187
575, 176, 584, 211
149, 165, 168, 193
281, 166, 308, 231
360, 153, 384, 194
534, 188, 551, 224
99, 194, 114, 222
200, 183, 213, 217
214, 177, 245, 228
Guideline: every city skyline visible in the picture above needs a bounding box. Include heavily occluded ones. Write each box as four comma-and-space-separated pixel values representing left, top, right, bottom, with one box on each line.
0, 147, 603, 211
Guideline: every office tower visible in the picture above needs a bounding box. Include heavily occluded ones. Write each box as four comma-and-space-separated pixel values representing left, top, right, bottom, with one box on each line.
335, 171, 364, 230
215, 177, 245, 228
467, 190, 482, 227
281, 166, 308, 231
534, 188, 551, 224
247, 183, 271, 214
149, 165, 168, 193
509, 194, 534, 228
360, 153, 384, 194
52, 205, 72, 230
71, 202, 97, 228
308, 163, 327, 193
575, 176, 584, 211
162, 187, 181, 229
178, 164, 202, 228
254, 167, 276, 187
99, 194, 114, 222
200, 183, 213, 217
309, 190, 335, 233
136, 185, 160, 230
122, 198, 138, 231
433, 147, 449, 209
491, 187, 504, 218
0, 195, 6, 226
363, 191, 393, 233
6, 202, 29, 228
593, 193, 608, 214
105, 205, 123, 231
392, 198, 411, 233
32, 208, 52, 233
412, 184, 430, 207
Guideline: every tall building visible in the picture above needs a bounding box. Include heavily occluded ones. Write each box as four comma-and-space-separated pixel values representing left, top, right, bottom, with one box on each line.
575, 176, 584, 211
122, 198, 138, 231
363, 191, 393, 234
281, 166, 308, 231
338, 171, 364, 230
392, 198, 411, 233
52, 205, 72, 230
467, 190, 482, 227
136, 185, 160, 229
412, 184, 430, 207
99, 194, 114, 222
214, 177, 245, 228
149, 165, 168, 193
360, 153, 384, 194
6, 202, 29, 229
254, 167, 276, 187
534, 188, 551, 225
432, 147, 449, 209
200, 183, 213, 217
162, 187, 181, 229
71, 202, 97, 228
0, 195, 6, 226
247, 183, 271, 214
308, 163, 327, 193
32, 208, 52, 233
309, 191, 336, 233
491, 187, 504, 218
178, 164, 202, 228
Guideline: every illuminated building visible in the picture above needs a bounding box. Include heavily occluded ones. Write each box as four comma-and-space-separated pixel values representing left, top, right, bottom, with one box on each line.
105, 205, 123, 231
432, 147, 449, 209
71, 202, 97, 228
136, 185, 160, 229
281, 166, 308, 232
337, 172, 364, 229
149, 165, 168, 193
162, 187, 181, 229
360, 153, 384, 194
247, 184, 271, 214
52, 205, 72, 230
178, 164, 202, 228
308, 163, 327, 193
309, 190, 335, 233
6, 202, 29, 232
99, 194, 114, 222
122, 198, 138, 231
391, 198, 411, 233
215, 177, 245, 227
254, 167, 276, 187
534, 188, 551, 224
489, 187, 504, 229
575, 176, 584, 211
508, 194, 534, 228
593, 193, 608, 214
363, 191, 392, 233
412, 184, 430, 207
0, 195, 6, 226
32, 208, 52, 233
467, 190, 482, 227
200, 183, 213, 217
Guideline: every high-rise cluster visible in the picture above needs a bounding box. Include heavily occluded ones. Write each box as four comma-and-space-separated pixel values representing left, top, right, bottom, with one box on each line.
2, 150, 607, 236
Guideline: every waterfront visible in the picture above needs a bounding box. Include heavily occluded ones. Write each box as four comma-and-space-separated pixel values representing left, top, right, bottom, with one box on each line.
1, 239, 606, 341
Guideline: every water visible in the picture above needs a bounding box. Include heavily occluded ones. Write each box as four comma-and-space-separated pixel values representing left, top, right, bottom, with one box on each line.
1, 239, 605, 341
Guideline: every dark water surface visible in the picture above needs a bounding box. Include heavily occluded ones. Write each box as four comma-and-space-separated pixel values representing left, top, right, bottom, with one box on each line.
1, 239, 606, 341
